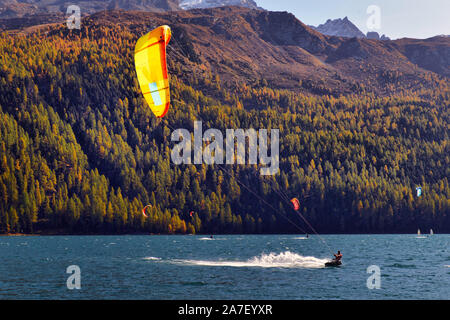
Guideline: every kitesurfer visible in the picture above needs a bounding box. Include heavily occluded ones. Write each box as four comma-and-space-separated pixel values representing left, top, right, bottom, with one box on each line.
333, 250, 342, 262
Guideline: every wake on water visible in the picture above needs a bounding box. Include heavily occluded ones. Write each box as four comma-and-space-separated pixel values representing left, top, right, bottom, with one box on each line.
155, 251, 329, 269
198, 237, 229, 241
143, 256, 161, 261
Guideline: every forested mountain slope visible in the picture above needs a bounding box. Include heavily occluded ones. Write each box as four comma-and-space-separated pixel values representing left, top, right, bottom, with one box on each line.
0, 8, 448, 234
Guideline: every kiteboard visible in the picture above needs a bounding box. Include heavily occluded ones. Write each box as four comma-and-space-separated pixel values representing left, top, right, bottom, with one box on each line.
325, 259, 342, 267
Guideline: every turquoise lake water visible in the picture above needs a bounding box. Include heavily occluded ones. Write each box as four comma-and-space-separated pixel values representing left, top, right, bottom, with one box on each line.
0, 234, 448, 299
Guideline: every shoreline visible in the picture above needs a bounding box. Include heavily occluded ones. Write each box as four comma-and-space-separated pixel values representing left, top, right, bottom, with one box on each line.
0, 232, 444, 236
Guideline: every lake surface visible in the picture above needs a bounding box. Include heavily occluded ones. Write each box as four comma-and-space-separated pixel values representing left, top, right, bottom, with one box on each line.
0, 234, 449, 299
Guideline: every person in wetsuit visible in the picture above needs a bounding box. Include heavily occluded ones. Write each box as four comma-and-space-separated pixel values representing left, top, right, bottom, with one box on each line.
333, 250, 342, 262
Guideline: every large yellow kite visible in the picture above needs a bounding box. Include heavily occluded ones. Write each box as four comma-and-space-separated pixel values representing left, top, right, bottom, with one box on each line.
134, 25, 171, 118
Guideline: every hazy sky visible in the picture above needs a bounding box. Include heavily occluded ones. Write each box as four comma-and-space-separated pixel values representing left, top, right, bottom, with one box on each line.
256, 0, 450, 39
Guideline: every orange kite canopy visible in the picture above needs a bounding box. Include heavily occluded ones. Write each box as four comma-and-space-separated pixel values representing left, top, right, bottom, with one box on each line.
134, 25, 172, 118
142, 204, 152, 218
290, 198, 300, 211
